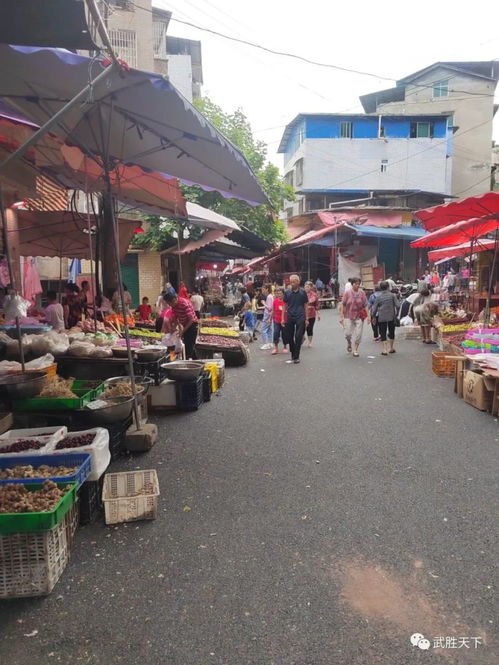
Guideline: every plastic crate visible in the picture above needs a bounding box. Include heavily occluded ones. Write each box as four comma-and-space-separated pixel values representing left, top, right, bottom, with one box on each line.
0, 453, 91, 488
432, 352, 458, 378
0, 436, 55, 458
0, 481, 77, 534
49, 428, 110, 482
78, 479, 103, 525
0, 426, 67, 442
12, 381, 97, 411
0, 503, 78, 598
175, 375, 203, 411
202, 371, 211, 402
102, 469, 159, 525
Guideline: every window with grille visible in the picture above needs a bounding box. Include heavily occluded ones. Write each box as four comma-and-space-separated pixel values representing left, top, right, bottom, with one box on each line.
410, 121, 434, 138
153, 21, 168, 59
340, 121, 353, 138
295, 158, 304, 186
107, 0, 134, 9
432, 80, 449, 98
109, 29, 137, 68
380, 159, 388, 173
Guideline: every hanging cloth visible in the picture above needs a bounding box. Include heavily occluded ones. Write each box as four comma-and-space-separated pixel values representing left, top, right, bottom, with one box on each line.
23, 256, 42, 304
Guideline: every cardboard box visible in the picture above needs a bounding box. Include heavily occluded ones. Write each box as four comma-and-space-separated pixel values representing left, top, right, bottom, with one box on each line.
463, 371, 495, 411
0, 413, 13, 435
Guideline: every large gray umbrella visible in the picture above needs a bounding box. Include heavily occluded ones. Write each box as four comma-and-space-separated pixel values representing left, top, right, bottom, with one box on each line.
0, 45, 267, 206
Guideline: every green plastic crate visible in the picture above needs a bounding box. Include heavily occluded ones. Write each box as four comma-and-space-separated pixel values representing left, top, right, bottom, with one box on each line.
0, 481, 77, 534
12, 380, 100, 411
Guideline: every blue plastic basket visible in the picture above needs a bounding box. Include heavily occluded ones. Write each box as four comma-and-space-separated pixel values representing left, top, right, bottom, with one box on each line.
0, 453, 91, 489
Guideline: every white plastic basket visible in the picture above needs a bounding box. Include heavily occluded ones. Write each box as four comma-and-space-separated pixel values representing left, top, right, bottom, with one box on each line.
47, 428, 110, 482
0, 503, 78, 598
102, 469, 159, 525
0, 436, 54, 457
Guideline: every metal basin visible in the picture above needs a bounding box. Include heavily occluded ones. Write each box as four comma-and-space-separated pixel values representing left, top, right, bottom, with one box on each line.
102, 376, 153, 403
0, 372, 47, 401
161, 360, 205, 382
135, 346, 168, 362
112, 346, 134, 358
84, 396, 134, 426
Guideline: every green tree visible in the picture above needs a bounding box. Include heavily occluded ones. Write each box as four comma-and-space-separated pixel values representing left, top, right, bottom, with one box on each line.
133, 98, 292, 250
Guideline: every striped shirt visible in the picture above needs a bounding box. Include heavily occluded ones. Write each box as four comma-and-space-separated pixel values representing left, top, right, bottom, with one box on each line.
172, 297, 198, 326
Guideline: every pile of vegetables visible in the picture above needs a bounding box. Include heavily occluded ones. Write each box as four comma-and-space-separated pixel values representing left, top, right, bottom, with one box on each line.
0, 480, 71, 513
55, 433, 95, 450
104, 314, 135, 332
39, 376, 77, 399
0, 463, 78, 479
0, 439, 46, 454
199, 327, 239, 338
439, 323, 473, 334
103, 380, 134, 398
197, 333, 244, 349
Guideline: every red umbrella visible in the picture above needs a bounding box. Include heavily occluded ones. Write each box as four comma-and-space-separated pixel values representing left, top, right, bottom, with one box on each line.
411, 216, 499, 248
415, 192, 499, 232
428, 239, 496, 263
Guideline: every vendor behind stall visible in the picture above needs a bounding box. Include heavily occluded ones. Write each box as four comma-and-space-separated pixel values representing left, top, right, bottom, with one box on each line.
137, 296, 153, 321
62, 283, 83, 329
162, 292, 198, 359
44, 290, 65, 331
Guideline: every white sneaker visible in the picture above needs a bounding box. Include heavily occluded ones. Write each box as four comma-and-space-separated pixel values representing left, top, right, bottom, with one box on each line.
260, 344, 270, 350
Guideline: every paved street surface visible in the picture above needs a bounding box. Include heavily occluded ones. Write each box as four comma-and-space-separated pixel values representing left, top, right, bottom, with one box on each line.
1, 309, 497, 665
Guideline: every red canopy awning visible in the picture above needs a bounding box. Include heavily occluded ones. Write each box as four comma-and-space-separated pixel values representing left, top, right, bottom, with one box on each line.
415, 192, 499, 232
411, 216, 499, 248
428, 239, 497, 262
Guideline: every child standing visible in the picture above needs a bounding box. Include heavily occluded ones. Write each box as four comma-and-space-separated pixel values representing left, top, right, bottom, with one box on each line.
272, 288, 288, 355
243, 301, 256, 340
137, 296, 152, 321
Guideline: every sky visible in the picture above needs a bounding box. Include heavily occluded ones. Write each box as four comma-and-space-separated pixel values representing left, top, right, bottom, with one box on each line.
156, 0, 499, 170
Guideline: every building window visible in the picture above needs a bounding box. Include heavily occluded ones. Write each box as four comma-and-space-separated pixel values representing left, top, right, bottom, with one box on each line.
284, 171, 294, 187
153, 21, 168, 60
432, 80, 449, 98
109, 29, 137, 68
446, 114, 454, 130
107, 0, 134, 9
298, 127, 305, 145
295, 158, 304, 187
340, 121, 353, 138
410, 121, 434, 138
379, 125, 385, 138
380, 159, 388, 173
298, 198, 305, 214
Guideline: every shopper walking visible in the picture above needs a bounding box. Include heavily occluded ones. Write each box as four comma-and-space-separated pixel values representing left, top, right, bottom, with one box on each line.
272, 287, 288, 355
304, 281, 320, 347
282, 274, 308, 364
260, 283, 274, 350
372, 281, 400, 355
339, 278, 369, 357
368, 284, 381, 341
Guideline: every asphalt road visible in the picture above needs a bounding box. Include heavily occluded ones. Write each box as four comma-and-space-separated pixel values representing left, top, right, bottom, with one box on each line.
1, 309, 497, 665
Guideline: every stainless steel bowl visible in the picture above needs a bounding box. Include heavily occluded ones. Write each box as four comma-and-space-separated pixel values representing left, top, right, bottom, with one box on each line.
135, 347, 168, 362
161, 360, 205, 382
0, 372, 47, 401
102, 376, 153, 403
84, 396, 134, 425
111, 346, 134, 358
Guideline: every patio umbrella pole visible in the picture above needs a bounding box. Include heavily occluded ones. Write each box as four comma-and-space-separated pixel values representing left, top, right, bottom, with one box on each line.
0, 189, 25, 371
105, 187, 141, 431
86, 192, 98, 332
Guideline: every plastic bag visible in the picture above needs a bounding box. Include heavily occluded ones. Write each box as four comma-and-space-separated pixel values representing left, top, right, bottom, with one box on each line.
400, 315, 414, 326
3, 295, 30, 320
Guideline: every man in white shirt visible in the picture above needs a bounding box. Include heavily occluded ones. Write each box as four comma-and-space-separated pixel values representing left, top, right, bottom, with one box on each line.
190, 288, 204, 318
44, 290, 65, 331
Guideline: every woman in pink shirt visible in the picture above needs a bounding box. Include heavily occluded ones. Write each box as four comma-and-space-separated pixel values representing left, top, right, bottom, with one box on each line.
339, 278, 369, 357
304, 282, 320, 347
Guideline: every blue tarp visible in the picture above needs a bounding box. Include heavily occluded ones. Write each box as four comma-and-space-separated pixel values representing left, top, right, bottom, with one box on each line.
346, 225, 426, 240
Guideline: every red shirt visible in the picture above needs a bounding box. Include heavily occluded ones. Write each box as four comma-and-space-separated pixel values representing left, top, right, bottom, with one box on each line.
306, 291, 319, 319
273, 298, 286, 324
172, 297, 198, 326
342, 289, 368, 320
138, 304, 152, 320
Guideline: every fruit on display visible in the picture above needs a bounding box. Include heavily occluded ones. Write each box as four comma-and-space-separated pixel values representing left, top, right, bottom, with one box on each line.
440, 324, 473, 334
1, 439, 46, 453
0, 480, 71, 513
0, 464, 78, 479
55, 433, 95, 450
199, 327, 239, 338
197, 334, 244, 349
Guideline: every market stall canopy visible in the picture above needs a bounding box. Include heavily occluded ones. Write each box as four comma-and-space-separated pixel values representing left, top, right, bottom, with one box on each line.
185, 202, 241, 232
415, 192, 499, 232
428, 239, 497, 263
0, 45, 268, 206
0, 112, 187, 217
319, 209, 407, 228
164, 229, 230, 255
0, 0, 98, 50
346, 225, 426, 241
8, 210, 137, 260
411, 216, 499, 248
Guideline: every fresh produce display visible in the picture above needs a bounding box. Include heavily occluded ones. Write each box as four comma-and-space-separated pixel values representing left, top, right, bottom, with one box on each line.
0, 480, 71, 513
104, 314, 135, 331
199, 327, 239, 338
202, 318, 230, 328
103, 381, 133, 398
55, 433, 95, 450
439, 324, 473, 334
0, 439, 46, 454
129, 328, 162, 339
39, 376, 77, 399
197, 334, 244, 349
0, 463, 78, 479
